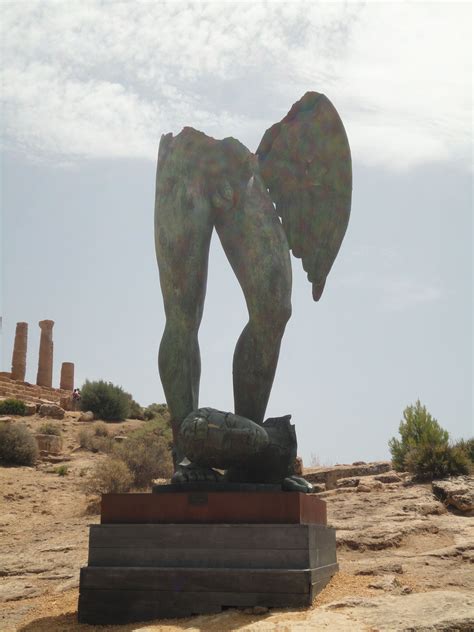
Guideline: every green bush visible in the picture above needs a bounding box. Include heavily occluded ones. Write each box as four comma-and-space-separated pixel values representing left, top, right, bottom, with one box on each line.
0, 399, 27, 416
114, 420, 173, 488
80, 380, 130, 421
144, 402, 168, 421
389, 400, 469, 480
454, 438, 474, 463
38, 422, 61, 436
128, 398, 145, 420
405, 443, 469, 481
0, 422, 38, 465
84, 458, 133, 495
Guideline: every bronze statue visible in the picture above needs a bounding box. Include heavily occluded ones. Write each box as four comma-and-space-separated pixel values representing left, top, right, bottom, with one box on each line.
154, 92, 352, 491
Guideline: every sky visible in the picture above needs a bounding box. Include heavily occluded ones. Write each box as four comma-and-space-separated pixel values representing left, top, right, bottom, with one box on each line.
1, 1, 472, 465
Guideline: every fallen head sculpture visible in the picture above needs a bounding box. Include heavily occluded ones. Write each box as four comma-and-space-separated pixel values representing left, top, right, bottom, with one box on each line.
154, 91, 352, 491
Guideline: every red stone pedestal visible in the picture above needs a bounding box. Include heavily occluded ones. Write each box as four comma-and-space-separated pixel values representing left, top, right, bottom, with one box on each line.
101, 491, 327, 525
79, 492, 337, 624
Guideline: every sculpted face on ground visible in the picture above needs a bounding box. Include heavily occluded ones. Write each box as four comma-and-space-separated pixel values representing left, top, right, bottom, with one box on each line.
154, 91, 352, 488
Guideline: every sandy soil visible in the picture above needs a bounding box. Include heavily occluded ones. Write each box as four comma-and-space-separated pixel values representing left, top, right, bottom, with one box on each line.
1, 414, 473, 631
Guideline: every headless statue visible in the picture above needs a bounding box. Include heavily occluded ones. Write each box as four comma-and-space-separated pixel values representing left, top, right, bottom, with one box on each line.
154, 92, 352, 491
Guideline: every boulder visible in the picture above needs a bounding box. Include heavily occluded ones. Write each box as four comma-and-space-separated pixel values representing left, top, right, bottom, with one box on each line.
337, 477, 360, 488
35, 434, 62, 455
374, 472, 402, 484
79, 411, 94, 422
355, 563, 403, 576
368, 574, 400, 591
432, 476, 474, 514
23, 402, 36, 416
38, 404, 65, 420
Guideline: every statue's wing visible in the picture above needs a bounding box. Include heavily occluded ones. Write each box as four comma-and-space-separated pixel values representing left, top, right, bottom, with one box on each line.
256, 92, 352, 301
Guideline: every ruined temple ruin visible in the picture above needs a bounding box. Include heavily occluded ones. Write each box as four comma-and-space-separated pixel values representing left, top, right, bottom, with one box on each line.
1, 320, 75, 407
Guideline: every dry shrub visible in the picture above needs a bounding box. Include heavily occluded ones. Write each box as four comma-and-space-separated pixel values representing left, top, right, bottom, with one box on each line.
84, 458, 133, 495
0, 422, 38, 465
92, 421, 109, 437
114, 421, 172, 489
38, 421, 61, 436
78, 422, 113, 453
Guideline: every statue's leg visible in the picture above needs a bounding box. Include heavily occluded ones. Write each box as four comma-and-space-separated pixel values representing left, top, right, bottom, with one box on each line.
215, 174, 292, 424
155, 181, 213, 467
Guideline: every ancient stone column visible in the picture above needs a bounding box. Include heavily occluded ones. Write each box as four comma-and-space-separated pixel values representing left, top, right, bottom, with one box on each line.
11, 322, 28, 381
36, 320, 54, 387
60, 362, 74, 391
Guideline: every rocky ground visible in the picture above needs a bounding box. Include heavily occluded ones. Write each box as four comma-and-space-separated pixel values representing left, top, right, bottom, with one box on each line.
0, 414, 473, 631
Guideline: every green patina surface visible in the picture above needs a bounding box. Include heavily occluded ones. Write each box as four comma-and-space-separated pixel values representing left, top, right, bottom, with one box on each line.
154, 91, 352, 487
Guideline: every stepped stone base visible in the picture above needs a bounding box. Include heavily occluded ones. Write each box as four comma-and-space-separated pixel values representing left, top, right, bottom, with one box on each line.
0, 373, 70, 406
78, 492, 338, 623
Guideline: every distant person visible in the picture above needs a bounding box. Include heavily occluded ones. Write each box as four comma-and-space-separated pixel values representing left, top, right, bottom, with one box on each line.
72, 388, 81, 411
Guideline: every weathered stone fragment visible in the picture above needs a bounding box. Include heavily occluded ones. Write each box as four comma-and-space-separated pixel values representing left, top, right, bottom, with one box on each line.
39, 403, 65, 420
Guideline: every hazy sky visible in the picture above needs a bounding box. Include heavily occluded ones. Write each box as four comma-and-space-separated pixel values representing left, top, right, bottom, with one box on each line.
1, 1, 472, 464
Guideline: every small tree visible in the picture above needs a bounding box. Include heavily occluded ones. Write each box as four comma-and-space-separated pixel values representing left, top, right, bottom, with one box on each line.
389, 400, 469, 480
80, 380, 131, 421
389, 401, 448, 471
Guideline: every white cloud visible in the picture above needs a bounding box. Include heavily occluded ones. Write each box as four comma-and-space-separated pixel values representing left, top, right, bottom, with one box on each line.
1, 1, 471, 169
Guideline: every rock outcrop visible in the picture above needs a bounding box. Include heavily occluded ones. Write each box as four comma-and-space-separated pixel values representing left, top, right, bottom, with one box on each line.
432, 476, 474, 514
